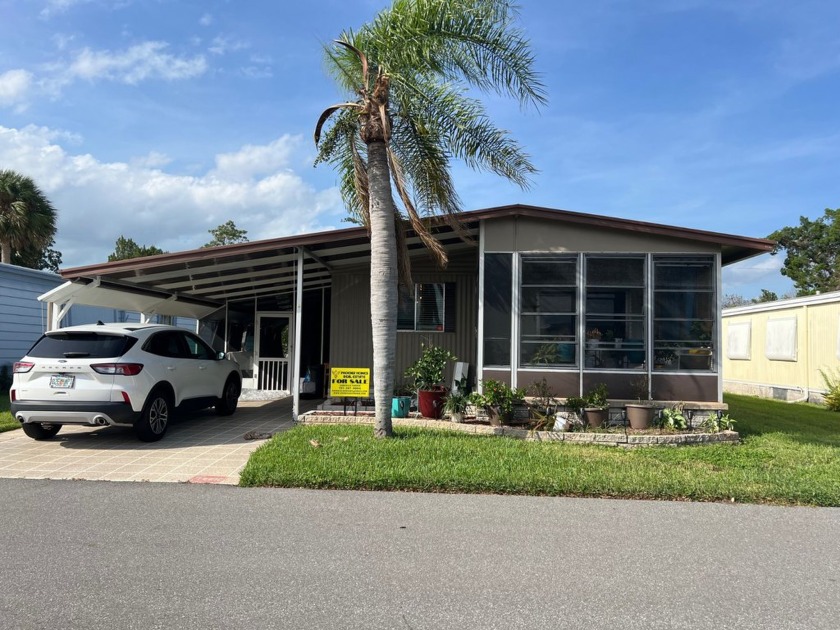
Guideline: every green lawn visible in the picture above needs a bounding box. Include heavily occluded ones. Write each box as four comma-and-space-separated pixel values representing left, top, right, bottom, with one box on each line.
240, 394, 840, 506
0, 394, 18, 433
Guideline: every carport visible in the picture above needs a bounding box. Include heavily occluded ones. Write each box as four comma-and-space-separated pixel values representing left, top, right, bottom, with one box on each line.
39, 218, 479, 419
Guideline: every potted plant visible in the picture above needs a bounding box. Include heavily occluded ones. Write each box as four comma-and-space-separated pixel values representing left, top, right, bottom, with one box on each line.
443, 376, 470, 423
469, 380, 526, 427
624, 375, 657, 430
528, 378, 559, 431
582, 383, 609, 428
391, 381, 414, 419
404, 344, 456, 419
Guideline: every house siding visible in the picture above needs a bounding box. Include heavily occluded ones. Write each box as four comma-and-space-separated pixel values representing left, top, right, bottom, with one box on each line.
484, 216, 721, 254
0, 264, 61, 368
329, 250, 479, 391
722, 292, 840, 402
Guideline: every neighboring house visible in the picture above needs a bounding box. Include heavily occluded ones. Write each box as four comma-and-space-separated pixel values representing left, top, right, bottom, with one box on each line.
37, 205, 773, 416
722, 291, 840, 403
0, 263, 193, 371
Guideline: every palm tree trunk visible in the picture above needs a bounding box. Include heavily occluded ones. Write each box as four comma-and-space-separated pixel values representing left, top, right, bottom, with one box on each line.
0, 241, 11, 265
366, 139, 397, 438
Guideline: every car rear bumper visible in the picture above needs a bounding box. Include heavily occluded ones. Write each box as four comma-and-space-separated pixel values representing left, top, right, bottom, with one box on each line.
10, 401, 141, 428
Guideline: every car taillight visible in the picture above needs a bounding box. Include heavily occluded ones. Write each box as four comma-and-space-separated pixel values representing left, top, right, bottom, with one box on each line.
10, 389, 16, 402
121, 391, 131, 404
13, 362, 34, 373
91, 363, 144, 376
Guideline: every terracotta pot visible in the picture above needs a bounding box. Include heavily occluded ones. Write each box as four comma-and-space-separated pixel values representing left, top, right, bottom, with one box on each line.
625, 404, 656, 429
417, 388, 446, 419
584, 407, 609, 428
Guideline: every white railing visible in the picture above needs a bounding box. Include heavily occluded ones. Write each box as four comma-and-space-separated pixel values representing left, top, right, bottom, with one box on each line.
257, 358, 289, 391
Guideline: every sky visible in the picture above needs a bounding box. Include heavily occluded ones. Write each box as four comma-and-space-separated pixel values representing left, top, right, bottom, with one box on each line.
2, 0, 839, 299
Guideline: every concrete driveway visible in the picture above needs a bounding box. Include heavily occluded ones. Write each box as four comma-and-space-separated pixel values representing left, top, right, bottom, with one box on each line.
0, 397, 316, 485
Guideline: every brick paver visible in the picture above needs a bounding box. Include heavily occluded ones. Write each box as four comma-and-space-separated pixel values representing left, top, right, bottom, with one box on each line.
0, 397, 318, 484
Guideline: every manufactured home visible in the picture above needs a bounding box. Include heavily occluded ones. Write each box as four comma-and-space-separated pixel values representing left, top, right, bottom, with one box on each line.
40, 205, 774, 416
722, 291, 840, 403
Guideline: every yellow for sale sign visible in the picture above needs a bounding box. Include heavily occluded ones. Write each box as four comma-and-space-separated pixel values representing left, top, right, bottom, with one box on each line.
329, 367, 370, 398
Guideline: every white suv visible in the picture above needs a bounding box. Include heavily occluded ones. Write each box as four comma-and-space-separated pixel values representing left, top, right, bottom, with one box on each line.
10, 323, 241, 442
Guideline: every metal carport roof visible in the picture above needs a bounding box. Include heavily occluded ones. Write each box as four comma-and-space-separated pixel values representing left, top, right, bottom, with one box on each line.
48, 204, 775, 318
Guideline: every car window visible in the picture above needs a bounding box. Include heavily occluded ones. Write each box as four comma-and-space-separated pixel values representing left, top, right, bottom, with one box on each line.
146, 331, 186, 358
27, 332, 136, 359
182, 332, 217, 360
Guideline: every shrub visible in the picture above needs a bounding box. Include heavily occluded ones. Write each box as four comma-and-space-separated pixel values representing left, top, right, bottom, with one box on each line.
819, 369, 840, 411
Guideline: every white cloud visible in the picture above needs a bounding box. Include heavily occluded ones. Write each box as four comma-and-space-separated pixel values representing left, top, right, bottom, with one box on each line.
212, 137, 300, 181
67, 41, 207, 84
0, 125, 344, 267
208, 36, 249, 56
40, 0, 94, 18
199, 13, 213, 27
0, 70, 34, 107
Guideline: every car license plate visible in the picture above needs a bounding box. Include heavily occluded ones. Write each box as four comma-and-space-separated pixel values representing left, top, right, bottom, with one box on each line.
50, 374, 75, 389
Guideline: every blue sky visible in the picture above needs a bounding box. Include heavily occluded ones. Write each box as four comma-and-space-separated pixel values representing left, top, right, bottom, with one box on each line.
2, 0, 839, 298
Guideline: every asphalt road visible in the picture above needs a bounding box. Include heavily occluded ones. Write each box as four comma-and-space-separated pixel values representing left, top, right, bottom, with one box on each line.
1, 479, 837, 630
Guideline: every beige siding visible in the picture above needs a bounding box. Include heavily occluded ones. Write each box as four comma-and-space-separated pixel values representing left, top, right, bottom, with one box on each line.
722, 297, 840, 400
330, 251, 478, 390
484, 216, 720, 254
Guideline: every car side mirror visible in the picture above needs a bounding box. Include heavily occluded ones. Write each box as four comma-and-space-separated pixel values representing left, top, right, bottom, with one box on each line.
217, 351, 226, 361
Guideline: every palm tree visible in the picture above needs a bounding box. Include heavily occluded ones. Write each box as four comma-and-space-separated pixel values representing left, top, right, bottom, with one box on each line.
315, 0, 546, 437
0, 170, 57, 266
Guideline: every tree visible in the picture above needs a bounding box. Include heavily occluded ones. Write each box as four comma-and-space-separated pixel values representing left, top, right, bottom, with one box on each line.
722, 294, 750, 308
108, 236, 166, 261
314, 0, 545, 437
204, 220, 249, 247
13, 238, 63, 273
769, 209, 840, 295
753, 289, 778, 303
0, 170, 57, 266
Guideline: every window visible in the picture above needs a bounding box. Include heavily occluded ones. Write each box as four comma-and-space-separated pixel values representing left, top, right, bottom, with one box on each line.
182, 332, 217, 360
398, 283, 455, 332
584, 255, 646, 369
519, 255, 578, 367
653, 256, 715, 371
483, 254, 512, 366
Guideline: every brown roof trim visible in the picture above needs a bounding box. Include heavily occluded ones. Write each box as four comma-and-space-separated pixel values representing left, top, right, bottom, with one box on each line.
60, 204, 773, 278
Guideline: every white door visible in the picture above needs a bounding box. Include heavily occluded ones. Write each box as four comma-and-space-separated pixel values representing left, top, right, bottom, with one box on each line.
254, 313, 294, 391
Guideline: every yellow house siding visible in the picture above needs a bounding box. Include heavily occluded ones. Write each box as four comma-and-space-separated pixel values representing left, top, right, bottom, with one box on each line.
722, 293, 840, 401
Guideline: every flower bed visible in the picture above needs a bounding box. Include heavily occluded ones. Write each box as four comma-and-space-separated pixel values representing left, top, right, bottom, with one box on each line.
296, 412, 739, 448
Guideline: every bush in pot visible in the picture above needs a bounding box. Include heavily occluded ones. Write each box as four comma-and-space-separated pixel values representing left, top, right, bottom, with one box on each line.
624, 375, 657, 430
404, 344, 456, 419
469, 380, 526, 427
443, 376, 470, 422
582, 383, 609, 428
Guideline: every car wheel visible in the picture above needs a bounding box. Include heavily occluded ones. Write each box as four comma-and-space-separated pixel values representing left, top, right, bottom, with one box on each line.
135, 388, 172, 442
22, 423, 62, 441
215, 376, 240, 416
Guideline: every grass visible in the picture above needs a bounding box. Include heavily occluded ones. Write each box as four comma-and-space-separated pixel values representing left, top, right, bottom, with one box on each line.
240, 394, 840, 506
0, 394, 19, 433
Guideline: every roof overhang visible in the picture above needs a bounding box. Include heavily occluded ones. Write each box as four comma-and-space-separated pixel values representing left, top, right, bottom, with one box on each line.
40, 277, 224, 320
48, 205, 774, 316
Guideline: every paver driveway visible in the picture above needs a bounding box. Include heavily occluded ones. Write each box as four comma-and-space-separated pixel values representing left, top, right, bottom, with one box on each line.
0, 397, 317, 485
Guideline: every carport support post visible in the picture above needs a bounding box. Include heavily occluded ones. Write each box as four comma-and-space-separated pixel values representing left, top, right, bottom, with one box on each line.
292, 248, 304, 420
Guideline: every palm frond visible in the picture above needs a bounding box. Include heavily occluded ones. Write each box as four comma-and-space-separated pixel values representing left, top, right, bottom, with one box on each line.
388, 149, 448, 267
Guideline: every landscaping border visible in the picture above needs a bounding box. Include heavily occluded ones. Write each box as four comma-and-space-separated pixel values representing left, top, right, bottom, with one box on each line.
296, 412, 740, 448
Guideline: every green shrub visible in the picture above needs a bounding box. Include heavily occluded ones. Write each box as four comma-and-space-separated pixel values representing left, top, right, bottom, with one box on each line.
819, 369, 840, 411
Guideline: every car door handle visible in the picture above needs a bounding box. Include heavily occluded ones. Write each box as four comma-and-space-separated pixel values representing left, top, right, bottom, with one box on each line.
167, 366, 176, 371
199, 365, 207, 370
